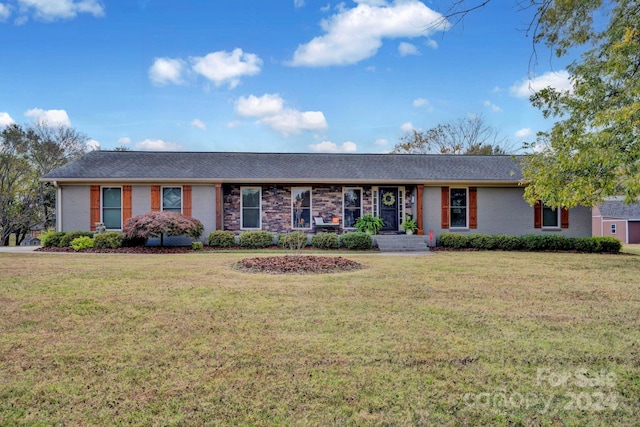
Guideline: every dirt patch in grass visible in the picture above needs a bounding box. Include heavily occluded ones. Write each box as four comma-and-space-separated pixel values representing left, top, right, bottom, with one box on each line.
235, 255, 362, 274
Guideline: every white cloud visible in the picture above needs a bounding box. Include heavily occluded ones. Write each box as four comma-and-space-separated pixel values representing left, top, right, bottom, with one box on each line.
289, 0, 449, 66
15, 0, 104, 22
235, 94, 284, 118
294, 0, 305, 8
510, 70, 572, 98
425, 39, 438, 49
135, 139, 182, 151
0, 112, 15, 126
191, 48, 262, 89
0, 3, 11, 21
234, 93, 328, 136
483, 100, 503, 112
515, 128, 533, 139
398, 41, 419, 56
374, 138, 387, 146
24, 108, 71, 126
412, 97, 433, 111
309, 140, 357, 153
86, 139, 100, 151
191, 119, 206, 130
400, 122, 415, 132
117, 137, 131, 145
148, 57, 185, 86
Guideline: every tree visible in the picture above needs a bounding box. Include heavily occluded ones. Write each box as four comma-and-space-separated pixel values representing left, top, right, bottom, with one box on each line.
391, 115, 513, 154
437, 1, 640, 207
0, 123, 88, 245
123, 211, 204, 247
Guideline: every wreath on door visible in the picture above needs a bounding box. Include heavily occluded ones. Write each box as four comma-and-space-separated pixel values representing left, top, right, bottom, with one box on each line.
381, 192, 396, 206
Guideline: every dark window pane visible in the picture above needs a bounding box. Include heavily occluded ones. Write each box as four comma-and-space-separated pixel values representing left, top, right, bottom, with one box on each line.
450, 188, 466, 207
103, 209, 121, 229
242, 188, 260, 208
103, 188, 121, 208
543, 206, 558, 227
451, 208, 467, 228
344, 189, 361, 208
242, 208, 260, 229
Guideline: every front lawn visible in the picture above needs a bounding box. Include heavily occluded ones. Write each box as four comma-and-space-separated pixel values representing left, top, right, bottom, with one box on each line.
0, 251, 638, 425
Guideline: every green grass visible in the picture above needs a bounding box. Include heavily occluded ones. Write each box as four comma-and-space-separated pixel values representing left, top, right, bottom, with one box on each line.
1, 251, 639, 426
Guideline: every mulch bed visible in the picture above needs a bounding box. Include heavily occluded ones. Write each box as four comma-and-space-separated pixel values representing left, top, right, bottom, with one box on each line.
235, 255, 362, 274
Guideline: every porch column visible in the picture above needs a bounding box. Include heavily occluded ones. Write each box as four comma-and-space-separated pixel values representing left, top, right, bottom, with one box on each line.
215, 183, 223, 230
416, 184, 424, 235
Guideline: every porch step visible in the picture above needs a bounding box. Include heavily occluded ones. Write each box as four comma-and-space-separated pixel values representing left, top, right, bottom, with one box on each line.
373, 235, 431, 252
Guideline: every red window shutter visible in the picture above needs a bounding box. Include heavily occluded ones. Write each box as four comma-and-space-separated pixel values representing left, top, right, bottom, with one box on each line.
469, 187, 477, 229
561, 207, 569, 229
122, 185, 132, 225
151, 186, 160, 212
183, 185, 192, 217
534, 200, 542, 228
441, 187, 450, 229
90, 185, 100, 231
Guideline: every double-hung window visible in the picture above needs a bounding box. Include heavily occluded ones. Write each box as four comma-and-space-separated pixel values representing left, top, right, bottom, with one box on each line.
343, 188, 362, 228
542, 204, 559, 228
241, 187, 261, 229
102, 187, 122, 229
292, 187, 311, 229
162, 187, 182, 213
450, 188, 467, 228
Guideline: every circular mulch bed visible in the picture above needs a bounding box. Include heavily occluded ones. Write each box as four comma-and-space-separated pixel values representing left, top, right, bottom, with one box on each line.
235, 255, 362, 274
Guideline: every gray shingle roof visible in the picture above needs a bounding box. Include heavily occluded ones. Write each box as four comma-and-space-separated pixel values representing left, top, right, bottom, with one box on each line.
42, 151, 524, 183
598, 200, 640, 219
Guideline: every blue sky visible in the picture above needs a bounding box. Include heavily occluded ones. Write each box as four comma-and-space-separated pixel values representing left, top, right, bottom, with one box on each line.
0, 0, 573, 153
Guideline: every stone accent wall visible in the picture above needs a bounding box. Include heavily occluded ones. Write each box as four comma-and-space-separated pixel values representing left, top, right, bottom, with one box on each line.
223, 184, 415, 233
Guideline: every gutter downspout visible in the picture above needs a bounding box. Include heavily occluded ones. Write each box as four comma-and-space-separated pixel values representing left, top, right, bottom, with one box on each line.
54, 181, 62, 232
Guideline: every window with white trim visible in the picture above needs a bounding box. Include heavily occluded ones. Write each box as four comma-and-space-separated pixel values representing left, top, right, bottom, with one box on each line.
450, 188, 467, 228
343, 188, 362, 228
292, 187, 311, 229
542, 204, 560, 228
162, 187, 182, 213
102, 187, 122, 230
611, 224, 617, 234
241, 187, 261, 229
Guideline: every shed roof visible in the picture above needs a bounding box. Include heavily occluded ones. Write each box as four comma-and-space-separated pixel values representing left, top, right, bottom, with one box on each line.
42, 151, 524, 184
597, 200, 640, 219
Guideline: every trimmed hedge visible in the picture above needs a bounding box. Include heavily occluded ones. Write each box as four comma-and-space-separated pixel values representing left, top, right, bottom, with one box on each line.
341, 232, 373, 250
438, 232, 621, 254
41, 231, 67, 248
60, 231, 94, 247
311, 232, 340, 249
239, 231, 274, 248
207, 230, 236, 247
94, 232, 123, 249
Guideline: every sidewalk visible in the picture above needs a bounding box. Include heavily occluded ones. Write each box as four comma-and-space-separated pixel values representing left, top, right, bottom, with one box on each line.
0, 246, 41, 253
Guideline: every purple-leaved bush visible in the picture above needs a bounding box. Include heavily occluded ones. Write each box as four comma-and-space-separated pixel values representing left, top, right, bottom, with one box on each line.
123, 211, 204, 247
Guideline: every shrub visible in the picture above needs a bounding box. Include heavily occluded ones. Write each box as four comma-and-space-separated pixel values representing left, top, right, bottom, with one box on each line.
468, 233, 495, 250
520, 234, 548, 251
60, 231, 94, 247
311, 232, 340, 249
490, 234, 522, 251
573, 237, 597, 253
541, 234, 571, 251
207, 230, 236, 247
438, 233, 469, 249
192, 241, 204, 251
278, 232, 308, 251
93, 232, 123, 249
239, 231, 274, 248
341, 232, 373, 250
592, 236, 622, 253
123, 211, 204, 247
122, 236, 147, 247
70, 236, 94, 251
41, 231, 67, 248
354, 214, 384, 235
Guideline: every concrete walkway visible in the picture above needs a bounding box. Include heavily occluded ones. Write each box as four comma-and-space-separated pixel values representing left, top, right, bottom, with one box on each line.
0, 246, 42, 253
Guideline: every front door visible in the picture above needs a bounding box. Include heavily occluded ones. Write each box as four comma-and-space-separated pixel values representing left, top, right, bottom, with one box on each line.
379, 187, 398, 231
